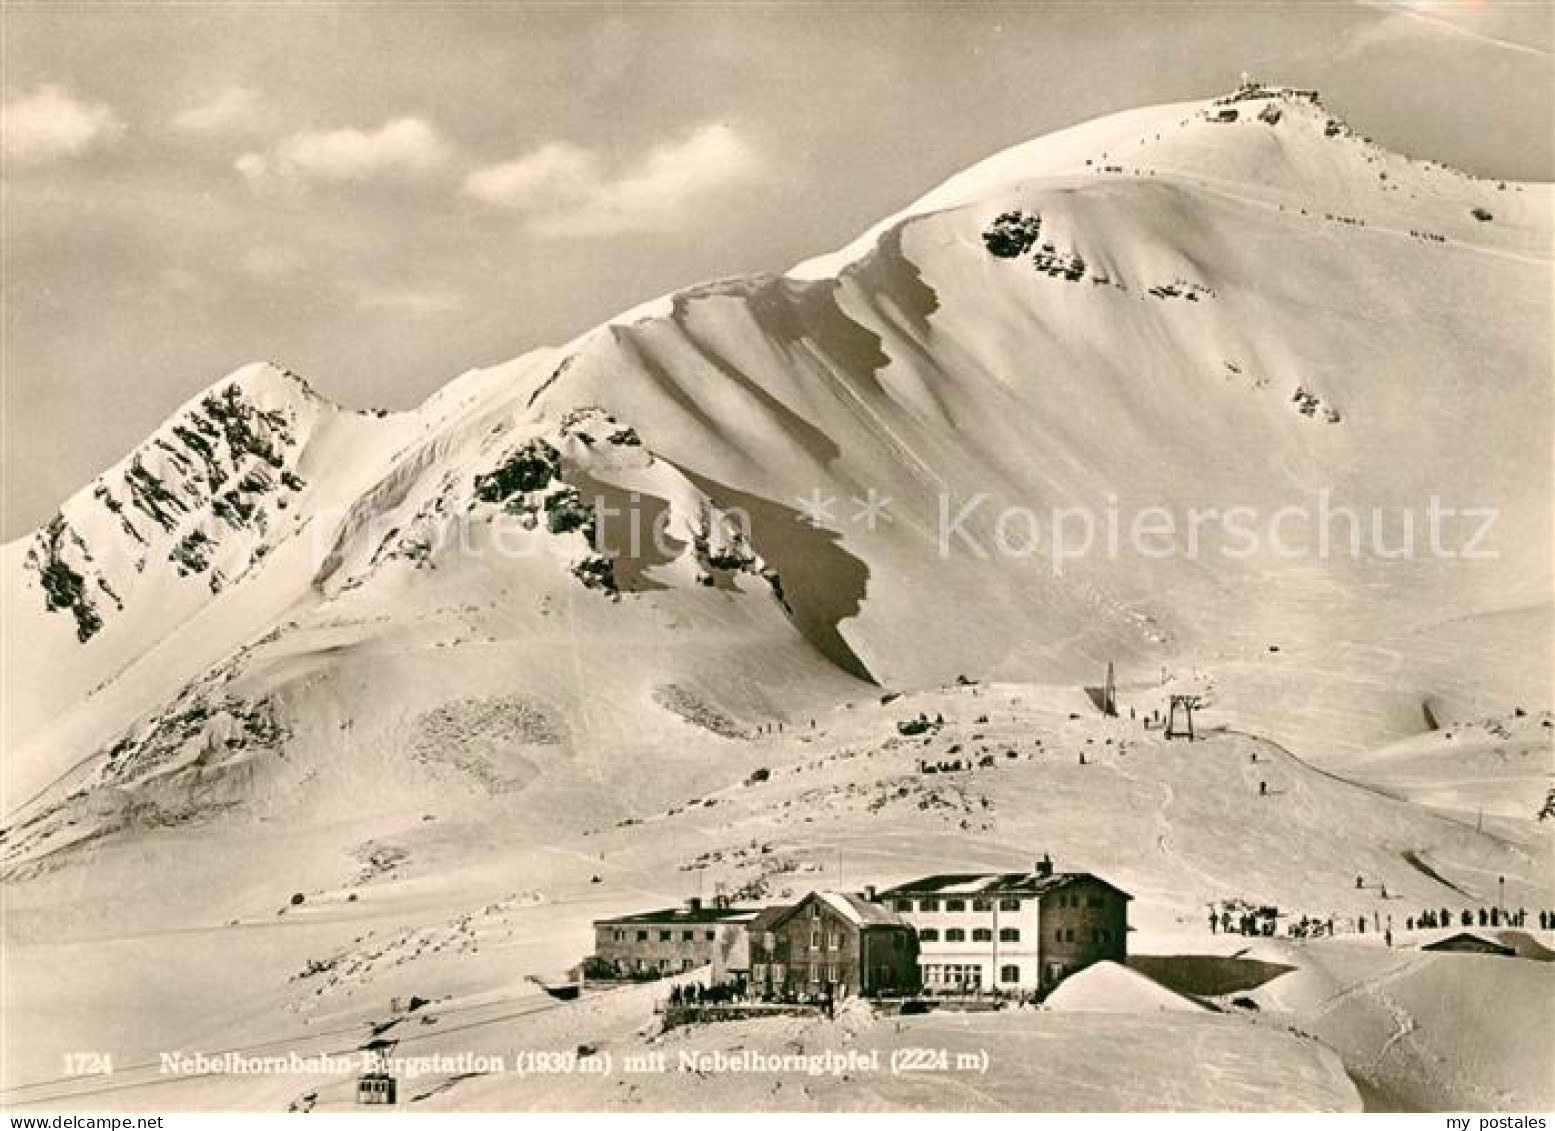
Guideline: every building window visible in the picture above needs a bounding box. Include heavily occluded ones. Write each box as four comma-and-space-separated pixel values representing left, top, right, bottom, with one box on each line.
1000, 898, 1021, 912
660, 930, 672, 942
972, 928, 992, 942
1066, 928, 1076, 942
682, 930, 694, 942
658, 958, 671, 971
945, 928, 966, 942
919, 928, 940, 942
932, 964, 984, 987
972, 898, 992, 912
919, 898, 939, 912
1055, 927, 1063, 942
810, 928, 820, 949
945, 899, 966, 912
894, 899, 913, 913
682, 958, 694, 971
1000, 964, 1021, 983
613, 929, 624, 941
706, 930, 716, 941
811, 903, 821, 918
1000, 928, 1020, 942
637, 930, 648, 942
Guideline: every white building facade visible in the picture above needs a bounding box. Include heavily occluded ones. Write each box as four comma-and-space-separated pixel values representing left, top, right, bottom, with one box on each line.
874, 856, 1130, 994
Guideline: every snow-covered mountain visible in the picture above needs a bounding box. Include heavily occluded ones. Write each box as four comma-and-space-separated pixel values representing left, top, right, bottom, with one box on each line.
3, 84, 1550, 858
3, 83, 1553, 1115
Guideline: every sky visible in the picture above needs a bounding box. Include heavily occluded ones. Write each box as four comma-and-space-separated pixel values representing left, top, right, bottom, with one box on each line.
2, 1, 1551, 540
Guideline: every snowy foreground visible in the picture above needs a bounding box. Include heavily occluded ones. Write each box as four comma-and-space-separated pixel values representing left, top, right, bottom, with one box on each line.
3, 85, 1552, 1111
3, 684, 1550, 1112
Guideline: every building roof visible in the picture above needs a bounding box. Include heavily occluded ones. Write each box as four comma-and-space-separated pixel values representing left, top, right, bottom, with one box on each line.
1421, 932, 1516, 956
746, 906, 789, 934
593, 904, 761, 927
754, 891, 912, 933
878, 870, 1133, 901
819, 890, 912, 927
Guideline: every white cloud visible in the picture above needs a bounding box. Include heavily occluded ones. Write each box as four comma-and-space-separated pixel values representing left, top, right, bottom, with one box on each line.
356, 286, 464, 316
271, 117, 448, 183
234, 152, 269, 182
463, 123, 762, 236
172, 86, 265, 134
463, 142, 597, 214
236, 117, 450, 187
1, 85, 124, 166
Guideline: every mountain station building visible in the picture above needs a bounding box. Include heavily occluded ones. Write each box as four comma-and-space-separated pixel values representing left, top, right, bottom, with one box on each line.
876, 855, 1131, 994
591, 898, 760, 981
747, 891, 920, 1000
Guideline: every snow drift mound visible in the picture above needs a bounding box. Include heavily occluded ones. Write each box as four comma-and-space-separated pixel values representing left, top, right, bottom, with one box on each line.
1045, 960, 1206, 1013
1274, 947, 1555, 1112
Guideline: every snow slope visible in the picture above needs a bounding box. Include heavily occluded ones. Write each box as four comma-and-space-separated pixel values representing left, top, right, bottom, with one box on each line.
2, 84, 1552, 1112
1244, 937, 1555, 1110
6, 86, 1550, 829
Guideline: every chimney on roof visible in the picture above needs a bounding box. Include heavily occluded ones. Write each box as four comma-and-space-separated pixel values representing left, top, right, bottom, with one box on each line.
685, 896, 703, 912
1035, 854, 1053, 878
863, 885, 878, 902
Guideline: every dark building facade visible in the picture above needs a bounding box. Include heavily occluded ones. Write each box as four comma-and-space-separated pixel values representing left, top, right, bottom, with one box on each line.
748, 891, 919, 1000
591, 898, 758, 980
1035, 872, 1130, 990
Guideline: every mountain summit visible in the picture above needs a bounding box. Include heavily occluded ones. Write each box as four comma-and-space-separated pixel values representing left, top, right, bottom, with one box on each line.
3, 84, 1550, 861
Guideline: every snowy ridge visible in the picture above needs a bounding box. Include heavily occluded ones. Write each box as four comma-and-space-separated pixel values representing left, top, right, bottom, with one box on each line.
2, 81, 1550, 863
